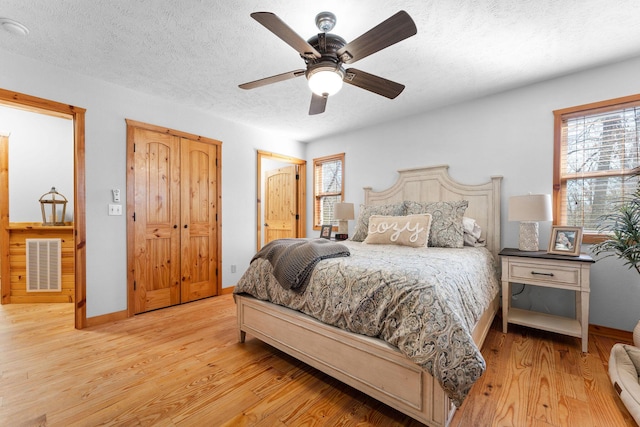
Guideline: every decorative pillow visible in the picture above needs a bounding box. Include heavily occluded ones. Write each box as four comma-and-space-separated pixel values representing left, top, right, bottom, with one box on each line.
463, 216, 485, 247
364, 214, 432, 247
351, 202, 406, 242
404, 200, 469, 248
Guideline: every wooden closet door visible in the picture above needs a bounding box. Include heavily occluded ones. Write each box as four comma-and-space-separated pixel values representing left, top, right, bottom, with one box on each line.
264, 165, 297, 244
133, 129, 181, 313
180, 138, 219, 303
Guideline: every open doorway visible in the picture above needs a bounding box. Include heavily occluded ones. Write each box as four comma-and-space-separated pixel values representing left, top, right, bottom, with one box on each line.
256, 150, 306, 251
0, 89, 87, 329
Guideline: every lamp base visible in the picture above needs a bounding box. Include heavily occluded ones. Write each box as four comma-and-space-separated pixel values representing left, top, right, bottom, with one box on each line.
337, 220, 349, 235
519, 221, 540, 251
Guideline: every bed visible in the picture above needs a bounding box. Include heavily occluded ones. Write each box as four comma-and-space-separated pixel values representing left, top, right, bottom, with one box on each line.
234, 165, 502, 426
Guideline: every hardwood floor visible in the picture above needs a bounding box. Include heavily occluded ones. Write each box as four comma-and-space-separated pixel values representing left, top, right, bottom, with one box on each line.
0, 295, 635, 426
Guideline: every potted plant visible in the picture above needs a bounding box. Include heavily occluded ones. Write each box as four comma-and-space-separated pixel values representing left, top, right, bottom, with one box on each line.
592, 185, 640, 273
592, 179, 640, 346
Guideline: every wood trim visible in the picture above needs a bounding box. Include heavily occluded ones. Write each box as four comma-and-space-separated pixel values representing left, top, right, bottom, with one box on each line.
552, 110, 562, 226
256, 150, 307, 252
85, 309, 129, 327
312, 153, 345, 230
74, 108, 87, 328
0, 134, 9, 304
553, 93, 640, 117
589, 323, 634, 342
216, 144, 223, 297
125, 123, 136, 317
124, 119, 222, 146
0, 89, 86, 329
220, 286, 234, 295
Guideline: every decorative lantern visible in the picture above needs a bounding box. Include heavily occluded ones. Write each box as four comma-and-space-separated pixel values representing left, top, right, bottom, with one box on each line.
39, 187, 68, 226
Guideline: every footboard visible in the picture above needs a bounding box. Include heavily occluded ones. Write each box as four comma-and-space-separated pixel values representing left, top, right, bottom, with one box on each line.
235, 293, 494, 426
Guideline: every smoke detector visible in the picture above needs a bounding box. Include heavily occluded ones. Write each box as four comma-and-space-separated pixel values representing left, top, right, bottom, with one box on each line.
0, 18, 30, 36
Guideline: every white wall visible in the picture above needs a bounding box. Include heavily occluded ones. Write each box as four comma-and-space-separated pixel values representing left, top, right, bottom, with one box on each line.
306, 56, 640, 332
3, 47, 638, 331
1, 49, 305, 318
2, 106, 74, 222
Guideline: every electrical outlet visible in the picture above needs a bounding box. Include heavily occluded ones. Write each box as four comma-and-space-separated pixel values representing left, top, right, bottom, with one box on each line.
231, 265, 237, 273
108, 204, 122, 216
112, 189, 121, 202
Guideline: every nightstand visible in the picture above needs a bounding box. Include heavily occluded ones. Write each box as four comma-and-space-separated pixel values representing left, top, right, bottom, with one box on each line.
499, 248, 595, 352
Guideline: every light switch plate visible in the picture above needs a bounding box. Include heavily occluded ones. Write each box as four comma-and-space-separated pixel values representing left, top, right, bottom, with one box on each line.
108, 204, 122, 216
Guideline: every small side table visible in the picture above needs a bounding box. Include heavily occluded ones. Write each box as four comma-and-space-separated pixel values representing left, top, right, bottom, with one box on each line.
500, 248, 595, 352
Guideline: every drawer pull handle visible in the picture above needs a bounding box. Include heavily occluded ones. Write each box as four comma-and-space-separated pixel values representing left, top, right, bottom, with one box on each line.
531, 271, 554, 277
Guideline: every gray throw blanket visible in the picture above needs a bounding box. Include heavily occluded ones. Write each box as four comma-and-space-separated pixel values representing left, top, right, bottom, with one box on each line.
251, 238, 350, 292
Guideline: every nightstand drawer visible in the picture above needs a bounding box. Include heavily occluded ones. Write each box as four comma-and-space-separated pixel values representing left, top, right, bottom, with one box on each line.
508, 262, 580, 287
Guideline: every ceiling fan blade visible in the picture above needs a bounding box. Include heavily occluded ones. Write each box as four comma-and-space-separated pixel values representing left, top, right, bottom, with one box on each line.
337, 11, 417, 64
251, 12, 321, 59
309, 93, 328, 115
343, 68, 405, 99
239, 69, 306, 90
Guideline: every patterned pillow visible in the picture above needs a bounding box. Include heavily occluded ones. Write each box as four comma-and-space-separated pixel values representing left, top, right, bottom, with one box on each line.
364, 214, 432, 247
351, 203, 406, 242
404, 200, 469, 247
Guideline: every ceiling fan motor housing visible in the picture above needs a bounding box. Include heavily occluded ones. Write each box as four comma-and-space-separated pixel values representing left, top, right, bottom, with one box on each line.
305, 33, 346, 60
304, 32, 348, 91
304, 32, 347, 75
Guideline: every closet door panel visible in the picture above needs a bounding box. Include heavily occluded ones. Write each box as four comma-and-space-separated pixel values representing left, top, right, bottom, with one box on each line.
133, 129, 181, 313
180, 138, 218, 303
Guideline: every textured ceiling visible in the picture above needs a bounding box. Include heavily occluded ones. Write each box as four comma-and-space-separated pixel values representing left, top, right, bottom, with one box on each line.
1, 1, 640, 142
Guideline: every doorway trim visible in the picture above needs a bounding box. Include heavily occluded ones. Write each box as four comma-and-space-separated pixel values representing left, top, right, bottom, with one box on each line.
257, 150, 306, 251
0, 88, 87, 329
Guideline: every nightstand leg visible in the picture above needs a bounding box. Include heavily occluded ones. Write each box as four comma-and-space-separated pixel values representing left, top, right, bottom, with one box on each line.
502, 280, 510, 333
577, 290, 589, 352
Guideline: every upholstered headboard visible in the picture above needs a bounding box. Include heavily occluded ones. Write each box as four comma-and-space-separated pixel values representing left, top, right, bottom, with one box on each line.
363, 165, 502, 258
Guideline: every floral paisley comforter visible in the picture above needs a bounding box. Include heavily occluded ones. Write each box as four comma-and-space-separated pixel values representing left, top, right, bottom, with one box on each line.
234, 240, 500, 406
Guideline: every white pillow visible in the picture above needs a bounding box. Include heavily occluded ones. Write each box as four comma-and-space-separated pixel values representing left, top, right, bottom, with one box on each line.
364, 214, 432, 247
463, 216, 485, 247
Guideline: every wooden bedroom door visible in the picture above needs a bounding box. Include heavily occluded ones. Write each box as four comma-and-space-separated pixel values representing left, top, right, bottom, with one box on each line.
130, 123, 221, 314
264, 165, 298, 244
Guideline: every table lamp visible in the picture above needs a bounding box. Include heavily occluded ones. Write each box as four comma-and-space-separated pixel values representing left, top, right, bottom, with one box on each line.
508, 194, 552, 251
333, 202, 354, 240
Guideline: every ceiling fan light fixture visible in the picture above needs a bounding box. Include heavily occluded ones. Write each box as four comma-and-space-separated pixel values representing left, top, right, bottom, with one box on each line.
308, 69, 343, 96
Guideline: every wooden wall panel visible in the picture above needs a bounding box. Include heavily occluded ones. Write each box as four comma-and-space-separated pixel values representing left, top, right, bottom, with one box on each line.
8, 224, 75, 303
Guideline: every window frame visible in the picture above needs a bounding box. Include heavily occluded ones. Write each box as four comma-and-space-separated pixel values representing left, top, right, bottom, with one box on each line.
312, 153, 345, 230
553, 93, 640, 244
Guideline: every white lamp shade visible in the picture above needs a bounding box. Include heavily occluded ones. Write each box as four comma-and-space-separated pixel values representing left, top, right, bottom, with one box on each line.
308, 70, 343, 96
333, 202, 354, 220
508, 194, 552, 222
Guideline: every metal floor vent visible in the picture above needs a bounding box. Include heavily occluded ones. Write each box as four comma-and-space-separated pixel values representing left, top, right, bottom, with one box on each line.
26, 238, 61, 292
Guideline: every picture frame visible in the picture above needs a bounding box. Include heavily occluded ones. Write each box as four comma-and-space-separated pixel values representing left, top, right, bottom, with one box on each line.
548, 226, 582, 256
319, 224, 333, 239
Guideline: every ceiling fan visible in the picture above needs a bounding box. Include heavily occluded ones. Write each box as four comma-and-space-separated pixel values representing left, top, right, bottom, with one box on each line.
238, 10, 417, 115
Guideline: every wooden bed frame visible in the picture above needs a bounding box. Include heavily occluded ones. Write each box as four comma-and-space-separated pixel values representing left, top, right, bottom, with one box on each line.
235, 165, 503, 426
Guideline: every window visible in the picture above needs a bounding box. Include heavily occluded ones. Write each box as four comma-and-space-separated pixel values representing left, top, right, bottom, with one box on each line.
313, 153, 344, 229
553, 94, 640, 243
